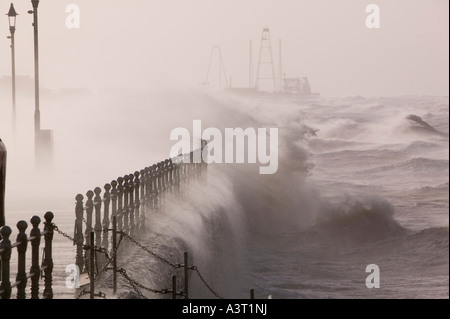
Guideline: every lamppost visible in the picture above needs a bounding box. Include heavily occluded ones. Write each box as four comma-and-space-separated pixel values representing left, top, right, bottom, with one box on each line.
28, 0, 53, 168
29, 0, 40, 136
6, 3, 18, 139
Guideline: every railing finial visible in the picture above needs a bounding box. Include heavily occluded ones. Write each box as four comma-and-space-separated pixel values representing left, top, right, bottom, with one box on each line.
0, 225, 12, 299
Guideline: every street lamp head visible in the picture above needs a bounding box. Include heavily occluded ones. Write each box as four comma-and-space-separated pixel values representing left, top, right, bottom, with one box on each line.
6, 3, 18, 29
31, 0, 40, 9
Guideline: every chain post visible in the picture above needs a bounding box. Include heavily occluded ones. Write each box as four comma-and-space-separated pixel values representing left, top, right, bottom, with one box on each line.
0, 226, 12, 299
123, 175, 129, 234
84, 190, 94, 271
112, 215, 117, 294
102, 183, 111, 248
29, 216, 41, 299
90, 231, 95, 299
134, 171, 140, 233
117, 177, 124, 232
93, 187, 102, 247
128, 173, 135, 236
172, 275, 177, 300
152, 164, 158, 210
15, 220, 28, 299
43, 211, 54, 299
140, 169, 146, 232
75, 194, 84, 272
184, 251, 189, 299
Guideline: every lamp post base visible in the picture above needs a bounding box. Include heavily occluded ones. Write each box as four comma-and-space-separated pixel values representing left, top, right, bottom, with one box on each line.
35, 130, 54, 169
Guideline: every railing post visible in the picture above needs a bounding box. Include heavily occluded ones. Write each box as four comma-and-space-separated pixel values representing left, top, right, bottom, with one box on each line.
143, 168, 149, 213
157, 163, 161, 191
75, 194, 84, 272
165, 160, 170, 196
193, 149, 197, 171
43, 211, 54, 299
163, 161, 169, 204
180, 157, 184, 182
194, 150, 198, 177
111, 180, 117, 220
0, 139, 4, 288
193, 149, 199, 175
178, 160, 183, 191
164, 159, 169, 196
189, 151, 194, 180
157, 163, 163, 206
163, 163, 167, 204
250, 289, 255, 299
89, 231, 95, 299
145, 168, 150, 212
185, 154, 191, 181
16, 220, 28, 299
134, 171, 140, 233
179, 161, 184, 187
93, 187, 102, 247
168, 160, 173, 196
186, 153, 191, 180
184, 251, 189, 299
172, 275, 177, 300
123, 175, 130, 234
152, 165, 158, 210
196, 149, 200, 175
102, 183, 111, 249
128, 173, 135, 235
0, 139, 6, 228
117, 177, 124, 232
156, 164, 160, 197
29, 216, 41, 299
173, 159, 181, 196
140, 169, 146, 231
112, 215, 117, 294
0, 226, 12, 299
84, 190, 94, 272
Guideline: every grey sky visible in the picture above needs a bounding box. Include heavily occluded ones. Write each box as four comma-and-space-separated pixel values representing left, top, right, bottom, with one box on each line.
0, 0, 448, 97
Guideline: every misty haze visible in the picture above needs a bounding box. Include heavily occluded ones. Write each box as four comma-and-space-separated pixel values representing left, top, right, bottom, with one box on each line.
0, 0, 448, 300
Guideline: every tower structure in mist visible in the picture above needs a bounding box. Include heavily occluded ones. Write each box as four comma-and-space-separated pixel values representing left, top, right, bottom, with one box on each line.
255, 28, 277, 92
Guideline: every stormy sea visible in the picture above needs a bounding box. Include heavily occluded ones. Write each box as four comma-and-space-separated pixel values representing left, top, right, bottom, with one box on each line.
1, 89, 448, 299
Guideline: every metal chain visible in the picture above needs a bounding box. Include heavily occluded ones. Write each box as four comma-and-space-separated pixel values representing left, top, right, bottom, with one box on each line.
86, 245, 109, 280
54, 223, 106, 254
76, 288, 87, 299
193, 268, 224, 299
54, 222, 109, 280
122, 233, 178, 268
115, 267, 170, 297
53, 224, 82, 245
117, 268, 147, 299
121, 233, 223, 299
96, 233, 124, 275
96, 291, 107, 299
53, 223, 109, 267
75, 288, 107, 299
94, 248, 99, 277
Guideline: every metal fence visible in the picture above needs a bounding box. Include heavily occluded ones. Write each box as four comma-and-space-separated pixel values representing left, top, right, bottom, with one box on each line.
0, 141, 257, 299
1, 139, 56, 299
66, 145, 218, 299
0, 212, 55, 299
72, 146, 207, 273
